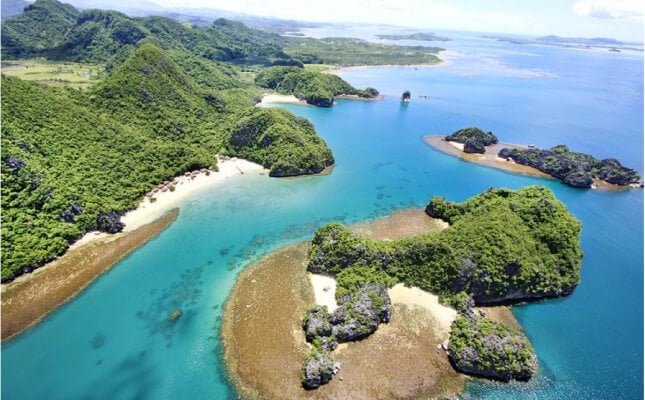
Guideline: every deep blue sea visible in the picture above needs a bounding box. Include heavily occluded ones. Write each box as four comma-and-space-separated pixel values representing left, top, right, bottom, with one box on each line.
2, 31, 643, 399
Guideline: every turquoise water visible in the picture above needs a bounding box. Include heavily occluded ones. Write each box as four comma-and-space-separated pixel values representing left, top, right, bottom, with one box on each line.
2, 34, 643, 399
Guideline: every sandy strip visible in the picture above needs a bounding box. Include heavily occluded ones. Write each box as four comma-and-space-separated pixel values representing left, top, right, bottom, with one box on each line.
1, 210, 179, 341
424, 135, 553, 179
120, 157, 265, 231
257, 93, 309, 106
68, 158, 266, 250
308, 273, 338, 313
2, 157, 266, 341
388, 284, 457, 339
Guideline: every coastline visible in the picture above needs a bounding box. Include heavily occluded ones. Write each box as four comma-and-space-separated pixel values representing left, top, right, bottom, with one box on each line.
424, 135, 554, 179
1, 157, 267, 341
425, 135, 641, 191
258, 93, 385, 107
222, 208, 468, 399
1, 209, 179, 341
257, 93, 309, 106
325, 50, 453, 75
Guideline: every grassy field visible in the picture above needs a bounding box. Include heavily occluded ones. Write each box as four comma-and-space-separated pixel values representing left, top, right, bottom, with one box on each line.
1, 59, 104, 89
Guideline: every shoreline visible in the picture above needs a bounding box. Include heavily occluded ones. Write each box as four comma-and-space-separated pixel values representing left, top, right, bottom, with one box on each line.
325, 50, 453, 75
424, 135, 641, 191
258, 93, 385, 107
222, 208, 468, 399
1, 209, 179, 341
2, 157, 267, 341
424, 134, 555, 179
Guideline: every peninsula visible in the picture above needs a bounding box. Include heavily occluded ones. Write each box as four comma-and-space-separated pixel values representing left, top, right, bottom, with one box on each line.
426, 127, 642, 189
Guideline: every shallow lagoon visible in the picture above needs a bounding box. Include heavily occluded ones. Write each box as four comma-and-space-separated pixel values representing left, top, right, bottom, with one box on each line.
2, 34, 642, 399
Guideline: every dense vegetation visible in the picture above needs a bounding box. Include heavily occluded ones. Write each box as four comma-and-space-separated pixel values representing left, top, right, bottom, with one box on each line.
255, 66, 379, 106
1, 43, 334, 281
229, 107, 334, 176
2, 0, 444, 69
376, 32, 451, 42
449, 315, 538, 381
498, 145, 642, 188
308, 186, 582, 305
446, 127, 499, 154
282, 36, 443, 66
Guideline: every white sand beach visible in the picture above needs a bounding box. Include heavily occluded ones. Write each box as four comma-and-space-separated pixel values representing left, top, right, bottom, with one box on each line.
71, 157, 266, 249
257, 93, 308, 106
308, 273, 339, 312
388, 283, 457, 338
308, 273, 457, 339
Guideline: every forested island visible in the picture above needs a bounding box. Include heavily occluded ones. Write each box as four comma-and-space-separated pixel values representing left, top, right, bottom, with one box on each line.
430, 127, 642, 189
223, 186, 582, 396
376, 32, 451, 42
255, 66, 379, 106
0, 0, 444, 282
304, 186, 579, 386
498, 145, 642, 188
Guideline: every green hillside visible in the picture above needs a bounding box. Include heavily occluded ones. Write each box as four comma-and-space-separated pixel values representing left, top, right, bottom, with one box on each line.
1, 43, 334, 281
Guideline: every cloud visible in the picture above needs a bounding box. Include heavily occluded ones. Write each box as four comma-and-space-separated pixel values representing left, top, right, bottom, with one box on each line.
572, 0, 643, 19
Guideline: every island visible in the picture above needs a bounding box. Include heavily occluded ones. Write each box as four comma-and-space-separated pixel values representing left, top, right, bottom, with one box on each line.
426, 127, 642, 190
223, 186, 583, 397
376, 32, 452, 42
481, 34, 643, 53
255, 66, 380, 107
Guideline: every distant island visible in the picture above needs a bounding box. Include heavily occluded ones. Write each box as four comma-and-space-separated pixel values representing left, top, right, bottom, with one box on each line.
255, 66, 380, 107
482, 34, 643, 52
376, 32, 451, 42
427, 127, 642, 190
223, 186, 582, 397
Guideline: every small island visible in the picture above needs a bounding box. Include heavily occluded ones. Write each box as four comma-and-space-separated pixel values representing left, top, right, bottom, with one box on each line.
223, 186, 583, 397
376, 32, 451, 42
255, 66, 380, 107
427, 127, 642, 190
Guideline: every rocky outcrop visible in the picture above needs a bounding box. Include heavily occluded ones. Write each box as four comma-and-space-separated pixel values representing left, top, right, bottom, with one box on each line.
268, 158, 334, 177
330, 284, 392, 342
498, 146, 641, 188
446, 127, 498, 154
301, 347, 335, 389
463, 138, 485, 154
302, 306, 332, 342
448, 316, 537, 381
95, 210, 125, 233
300, 284, 392, 389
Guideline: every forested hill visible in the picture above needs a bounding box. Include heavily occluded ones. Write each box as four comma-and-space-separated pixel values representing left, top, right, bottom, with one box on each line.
1, 0, 290, 65
2, 0, 443, 68
1, 42, 333, 282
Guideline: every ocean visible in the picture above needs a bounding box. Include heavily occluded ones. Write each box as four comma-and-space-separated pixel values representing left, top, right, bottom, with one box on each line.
2, 30, 643, 399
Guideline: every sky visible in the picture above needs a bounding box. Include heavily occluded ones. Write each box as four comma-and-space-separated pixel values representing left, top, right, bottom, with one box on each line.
146, 0, 644, 42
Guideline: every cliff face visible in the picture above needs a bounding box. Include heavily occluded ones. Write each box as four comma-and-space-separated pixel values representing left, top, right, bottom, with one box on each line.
448, 315, 537, 381
300, 284, 392, 389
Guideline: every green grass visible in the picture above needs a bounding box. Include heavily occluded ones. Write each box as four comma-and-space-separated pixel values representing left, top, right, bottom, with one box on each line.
1, 59, 105, 89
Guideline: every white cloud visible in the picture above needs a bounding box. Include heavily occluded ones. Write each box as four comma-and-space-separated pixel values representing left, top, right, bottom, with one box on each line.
572, 0, 643, 19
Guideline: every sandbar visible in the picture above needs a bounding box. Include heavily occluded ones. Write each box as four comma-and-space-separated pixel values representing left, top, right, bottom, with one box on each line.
424, 135, 553, 179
